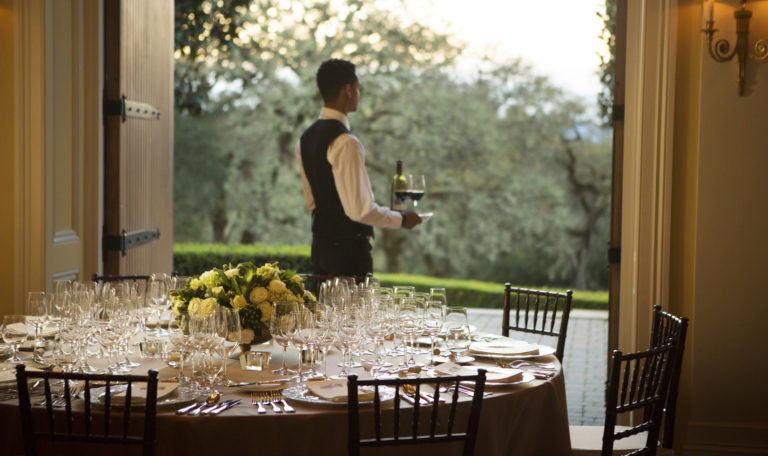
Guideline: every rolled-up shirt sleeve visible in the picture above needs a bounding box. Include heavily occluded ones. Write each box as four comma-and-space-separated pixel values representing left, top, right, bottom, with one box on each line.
328, 134, 402, 230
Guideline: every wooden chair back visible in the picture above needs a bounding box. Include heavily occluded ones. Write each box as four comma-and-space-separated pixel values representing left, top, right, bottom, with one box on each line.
16, 365, 158, 456
347, 370, 487, 456
649, 305, 688, 449
502, 285, 573, 362
602, 343, 676, 456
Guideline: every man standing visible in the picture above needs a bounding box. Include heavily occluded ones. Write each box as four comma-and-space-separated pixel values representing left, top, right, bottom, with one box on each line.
295, 59, 421, 277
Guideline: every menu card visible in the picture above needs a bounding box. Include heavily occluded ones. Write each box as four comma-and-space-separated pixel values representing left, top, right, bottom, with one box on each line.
306, 379, 375, 403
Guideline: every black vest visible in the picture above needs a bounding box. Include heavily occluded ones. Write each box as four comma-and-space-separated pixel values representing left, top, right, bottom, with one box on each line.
300, 119, 374, 239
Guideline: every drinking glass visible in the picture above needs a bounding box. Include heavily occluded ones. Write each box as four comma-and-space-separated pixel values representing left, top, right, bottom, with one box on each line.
1, 315, 27, 363
429, 287, 448, 308
26, 292, 50, 351
424, 301, 444, 364
270, 301, 298, 376
406, 174, 426, 209
444, 307, 471, 362
314, 305, 337, 379
167, 315, 191, 388
147, 277, 167, 336
292, 307, 315, 383
201, 346, 225, 395
218, 307, 241, 386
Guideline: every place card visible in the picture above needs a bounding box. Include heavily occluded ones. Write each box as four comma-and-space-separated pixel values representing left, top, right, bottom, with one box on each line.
306, 379, 374, 402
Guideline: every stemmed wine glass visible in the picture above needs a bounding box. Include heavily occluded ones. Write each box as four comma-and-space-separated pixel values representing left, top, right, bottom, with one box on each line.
406, 174, 426, 210
429, 287, 447, 307
270, 301, 298, 376
314, 305, 337, 379
217, 307, 241, 386
444, 307, 471, 363
147, 277, 167, 336
424, 301, 444, 364
292, 307, 315, 384
1, 315, 27, 364
26, 292, 50, 354
167, 314, 192, 391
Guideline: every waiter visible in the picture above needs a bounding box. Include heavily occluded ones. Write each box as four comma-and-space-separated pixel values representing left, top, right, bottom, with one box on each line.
295, 59, 421, 278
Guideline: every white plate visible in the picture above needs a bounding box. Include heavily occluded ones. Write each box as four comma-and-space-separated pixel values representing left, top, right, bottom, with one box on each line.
89, 384, 197, 410
418, 212, 434, 221
237, 382, 289, 392
467, 372, 536, 387
469, 344, 556, 360
437, 325, 477, 337
282, 384, 396, 407
432, 355, 475, 365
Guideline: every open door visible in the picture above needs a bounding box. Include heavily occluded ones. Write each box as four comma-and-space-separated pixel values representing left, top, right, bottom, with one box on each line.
103, 0, 174, 275
608, 0, 626, 359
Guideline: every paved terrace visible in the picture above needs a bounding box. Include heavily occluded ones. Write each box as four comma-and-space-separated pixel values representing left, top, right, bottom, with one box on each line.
466, 308, 608, 426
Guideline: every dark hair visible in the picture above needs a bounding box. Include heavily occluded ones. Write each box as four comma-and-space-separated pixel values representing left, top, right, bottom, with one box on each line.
316, 59, 357, 102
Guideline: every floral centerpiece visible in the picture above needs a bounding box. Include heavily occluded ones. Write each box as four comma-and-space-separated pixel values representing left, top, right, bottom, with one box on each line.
170, 262, 317, 346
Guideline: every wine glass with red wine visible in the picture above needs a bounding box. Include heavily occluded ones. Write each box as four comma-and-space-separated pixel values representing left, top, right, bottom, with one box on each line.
406, 174, 426, 210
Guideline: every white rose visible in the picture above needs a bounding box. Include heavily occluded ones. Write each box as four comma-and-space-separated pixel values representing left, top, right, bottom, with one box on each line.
190, 278, 203, 290
211, 286, 224, 296
268, 280, 286, 293
249, 287, 268, 304
232, 295, 248, 310
290, 275, 302, 284
258, 302, 273, 324
225, 268, 239, 279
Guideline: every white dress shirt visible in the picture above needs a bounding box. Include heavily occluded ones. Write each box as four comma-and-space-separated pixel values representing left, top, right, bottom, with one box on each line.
295, 107, 403, 230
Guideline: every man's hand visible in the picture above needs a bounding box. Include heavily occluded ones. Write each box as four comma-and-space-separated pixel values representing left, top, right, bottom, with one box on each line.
402, 210, 422, 229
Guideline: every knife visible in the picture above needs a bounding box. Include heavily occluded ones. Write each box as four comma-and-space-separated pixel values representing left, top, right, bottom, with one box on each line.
202, 399, 236, 415
210, 399, 242, 415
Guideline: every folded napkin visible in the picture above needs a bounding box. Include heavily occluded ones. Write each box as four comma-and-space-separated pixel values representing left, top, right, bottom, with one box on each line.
434, 362, 523, 384
102, 381, 178, 405
306, 379, 375, 403
469, 341, 540, 357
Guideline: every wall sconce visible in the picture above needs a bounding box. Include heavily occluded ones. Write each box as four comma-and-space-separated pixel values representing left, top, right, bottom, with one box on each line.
702, 0, 768, 95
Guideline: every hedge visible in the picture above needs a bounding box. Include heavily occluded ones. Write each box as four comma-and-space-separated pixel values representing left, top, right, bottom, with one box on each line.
173, 243, 608, 310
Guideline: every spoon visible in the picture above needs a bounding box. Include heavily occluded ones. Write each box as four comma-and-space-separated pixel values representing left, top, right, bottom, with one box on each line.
186, 391, 220, 416
402, 384, 429, 405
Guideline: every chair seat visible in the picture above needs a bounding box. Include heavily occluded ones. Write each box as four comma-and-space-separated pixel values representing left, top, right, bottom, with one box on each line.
570, 425, 649, 455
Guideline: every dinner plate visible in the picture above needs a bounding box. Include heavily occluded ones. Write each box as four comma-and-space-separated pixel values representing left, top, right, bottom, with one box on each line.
437, 325, 477, 337
469, 344, 556, 360
466, 372, 536, 387
237, 382, 289, 392
432, 355, 475, 365
89, 384, 197, 410
282, 385, 396, 407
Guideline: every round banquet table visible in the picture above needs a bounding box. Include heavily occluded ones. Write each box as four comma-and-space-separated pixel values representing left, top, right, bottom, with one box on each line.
0, 338, 571, 456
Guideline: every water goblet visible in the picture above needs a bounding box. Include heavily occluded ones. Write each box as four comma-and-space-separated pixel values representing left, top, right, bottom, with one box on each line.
270, 301, 298, 376
1, 315, 27, 364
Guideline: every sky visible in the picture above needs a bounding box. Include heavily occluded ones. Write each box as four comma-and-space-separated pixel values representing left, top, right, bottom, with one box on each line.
404, 0, 608, 103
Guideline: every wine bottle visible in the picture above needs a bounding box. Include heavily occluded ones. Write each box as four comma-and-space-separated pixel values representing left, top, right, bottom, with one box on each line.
390, 160, 407, 211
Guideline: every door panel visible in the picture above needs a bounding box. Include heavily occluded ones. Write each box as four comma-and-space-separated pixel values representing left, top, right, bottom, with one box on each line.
103, 0, 174, 275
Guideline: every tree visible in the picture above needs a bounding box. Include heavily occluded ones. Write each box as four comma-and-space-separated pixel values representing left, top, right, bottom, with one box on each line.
174, 0, 613, 289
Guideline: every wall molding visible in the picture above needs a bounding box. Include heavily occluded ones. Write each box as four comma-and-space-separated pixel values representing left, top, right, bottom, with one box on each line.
684, 421, 768, 455
13, 0, 46, 313
619, 0, 677, 353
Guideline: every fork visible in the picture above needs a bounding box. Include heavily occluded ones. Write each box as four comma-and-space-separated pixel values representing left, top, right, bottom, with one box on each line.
52, 384, 84, 407
250, 392, 266, 414
267, 392, 282, 413
274, 391, 294, 413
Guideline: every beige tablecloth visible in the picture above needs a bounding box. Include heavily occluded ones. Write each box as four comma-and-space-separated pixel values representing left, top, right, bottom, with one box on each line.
0, 341, 571, 455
